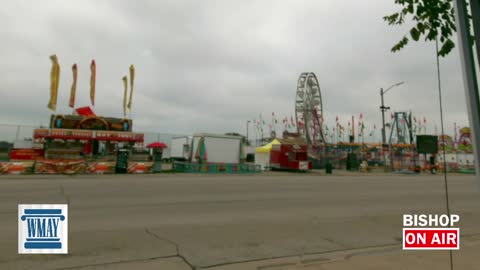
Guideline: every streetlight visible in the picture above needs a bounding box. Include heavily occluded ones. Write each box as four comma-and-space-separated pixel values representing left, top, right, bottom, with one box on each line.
246, 120, 251, 145
380, 82, 405, 145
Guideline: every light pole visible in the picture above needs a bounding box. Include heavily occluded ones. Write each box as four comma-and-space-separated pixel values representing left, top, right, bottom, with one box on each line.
380, 82, 405, 145
380, 82, 404, 170
246, 120, 251, 145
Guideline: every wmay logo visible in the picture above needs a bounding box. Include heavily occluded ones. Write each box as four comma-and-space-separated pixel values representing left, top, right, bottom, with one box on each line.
18, 204, 68, 254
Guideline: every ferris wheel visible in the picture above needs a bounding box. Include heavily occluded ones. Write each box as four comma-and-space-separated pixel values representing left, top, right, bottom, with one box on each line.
295, 72, 326, 145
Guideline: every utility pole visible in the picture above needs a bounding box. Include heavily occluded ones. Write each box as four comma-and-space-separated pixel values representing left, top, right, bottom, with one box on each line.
380, 89, 389, 171
380, 88, 389, 145
351, 115, 355, 143
454, 122, 457, 150
380, 82, 405, 144
380, 82, 404, 171
246, 120, 251, 145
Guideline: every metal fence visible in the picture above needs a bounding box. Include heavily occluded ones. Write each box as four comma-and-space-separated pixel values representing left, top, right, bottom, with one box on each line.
173, 162, 261, 174
0, 124, 36, 143
0, 124, 475, 174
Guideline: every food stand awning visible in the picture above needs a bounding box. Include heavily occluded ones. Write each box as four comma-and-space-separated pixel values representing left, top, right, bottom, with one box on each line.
255, 139, 280, 153
147, 142, 168, 149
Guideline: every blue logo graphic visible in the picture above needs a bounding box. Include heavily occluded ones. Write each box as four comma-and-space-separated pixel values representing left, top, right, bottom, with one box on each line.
18, 204, 68, 254
21, 209, 65, 249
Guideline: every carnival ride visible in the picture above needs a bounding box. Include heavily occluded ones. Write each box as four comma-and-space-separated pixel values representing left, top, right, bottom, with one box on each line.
295, 72, 326, 146
388, 112, 414, 145
288, 72, 474, 173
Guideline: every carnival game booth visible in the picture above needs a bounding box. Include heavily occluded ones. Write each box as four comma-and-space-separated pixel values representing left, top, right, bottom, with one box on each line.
333, 142, 363, 170
173, 133, 260, 173
389, 143, 417, 172
31, 111, 148, 174
0, 141, 43, 175
270, 138, 312, 171
362, 144, 382, 166
255, 139, 280, 171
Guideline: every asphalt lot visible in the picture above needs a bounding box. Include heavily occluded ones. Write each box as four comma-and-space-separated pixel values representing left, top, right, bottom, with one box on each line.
0, 172, 479, 270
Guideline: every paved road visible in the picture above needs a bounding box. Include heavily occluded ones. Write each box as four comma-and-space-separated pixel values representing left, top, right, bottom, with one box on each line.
0, 173, 478, 270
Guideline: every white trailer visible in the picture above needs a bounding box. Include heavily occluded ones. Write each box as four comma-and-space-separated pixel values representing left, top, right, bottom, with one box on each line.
170, 136, 192, 161
191, 133, 243, 164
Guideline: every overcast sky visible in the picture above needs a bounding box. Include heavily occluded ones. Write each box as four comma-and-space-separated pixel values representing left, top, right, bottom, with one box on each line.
0, 0, 474, 141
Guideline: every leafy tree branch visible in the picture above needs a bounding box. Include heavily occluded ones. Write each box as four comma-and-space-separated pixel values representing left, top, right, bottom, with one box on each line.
384, 0, 474, 57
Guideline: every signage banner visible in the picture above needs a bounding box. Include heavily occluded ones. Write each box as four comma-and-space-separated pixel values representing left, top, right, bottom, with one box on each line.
9, 149, 44, 160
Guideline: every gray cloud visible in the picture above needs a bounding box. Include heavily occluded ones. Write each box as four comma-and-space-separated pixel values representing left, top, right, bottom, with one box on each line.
0, 0, 472, 141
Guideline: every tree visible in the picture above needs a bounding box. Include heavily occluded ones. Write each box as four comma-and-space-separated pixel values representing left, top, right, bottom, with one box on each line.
383, 0, 474, 57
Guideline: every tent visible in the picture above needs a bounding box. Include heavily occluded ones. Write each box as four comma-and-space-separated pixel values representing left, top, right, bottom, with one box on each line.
255, 139, 280, 170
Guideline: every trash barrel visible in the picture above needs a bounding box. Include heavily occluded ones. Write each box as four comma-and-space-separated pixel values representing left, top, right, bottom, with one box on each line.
350, 153, 359, 170
152, 150, 163, 173
346, 154, 351, 170
326, 162, 333, 174
115, 149, 129, 173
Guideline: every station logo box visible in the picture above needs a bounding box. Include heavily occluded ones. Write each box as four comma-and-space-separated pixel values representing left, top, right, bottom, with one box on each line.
18, 204, 68, 254
402, 214, 459, 250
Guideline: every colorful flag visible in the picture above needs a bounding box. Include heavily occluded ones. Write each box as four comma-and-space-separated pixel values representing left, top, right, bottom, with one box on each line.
272, 112, 278, 124
48, 54, 60, 111
127, 64, 135, 109
69, 64, 77, 108
90, 60, 96, 106
122, 76, 128, 117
